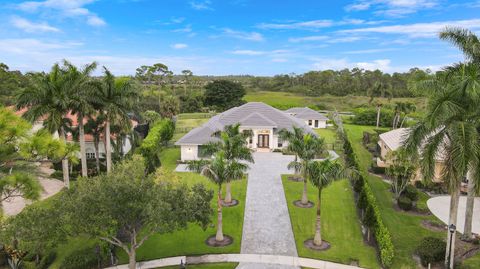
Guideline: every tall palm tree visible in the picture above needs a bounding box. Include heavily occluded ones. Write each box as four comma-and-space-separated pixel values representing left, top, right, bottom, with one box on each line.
279, 126, 305, 180
307, 159, 347, 246
94, 67, 138, 172
17, 64, 73, 187
404, 63, 480, 268
205, 124, 254, 204
367, 82, 392, 128
61, 60, 98, 177
84, 115, 105, 174
440, 27, 480, 241
187, 151, 248, 242
286, 133, 325, 206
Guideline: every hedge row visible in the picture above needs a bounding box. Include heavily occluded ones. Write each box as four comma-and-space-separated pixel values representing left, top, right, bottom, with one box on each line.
342, 131, 395, 267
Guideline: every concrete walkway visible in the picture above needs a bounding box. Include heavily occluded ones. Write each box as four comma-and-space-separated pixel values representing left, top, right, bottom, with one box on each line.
427, 195, 480, 234
105, 254, 362, 269
238, 152, 298, 269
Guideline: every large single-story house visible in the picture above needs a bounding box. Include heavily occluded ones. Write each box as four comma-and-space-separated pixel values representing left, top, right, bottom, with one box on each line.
175, 102, 316, 161
285, 107, 328, 129
377, 128, 446, 182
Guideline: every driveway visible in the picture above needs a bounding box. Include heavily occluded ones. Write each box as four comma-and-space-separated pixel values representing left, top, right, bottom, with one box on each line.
427, 196, 480, 234
237, 152, 299, 269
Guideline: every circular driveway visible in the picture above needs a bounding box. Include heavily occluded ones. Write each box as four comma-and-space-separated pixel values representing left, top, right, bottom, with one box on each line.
427, 196, 480, 234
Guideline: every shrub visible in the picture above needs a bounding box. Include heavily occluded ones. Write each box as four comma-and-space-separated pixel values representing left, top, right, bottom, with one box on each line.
352, 107, 395, 127
398, 196, 413, 211
404, 185, 419, 201
353, 175, 364, 193
38, 251, 57, 269
59, 247, 101, 269
415, 237, 446, 267
371, 164, 386, 174
414, 180, 425, 189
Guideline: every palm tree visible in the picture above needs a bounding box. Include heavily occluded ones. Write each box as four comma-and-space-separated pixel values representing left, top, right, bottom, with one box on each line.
94, 67, 137, 172
187, 151, 248, 243
440, 27, 480, 241
307, 159, 347, 246
279, 126, 305, 180
17, 64, 73, 187
61, 60, 98, 177
84, 115, 105, 174
286, 133, 325, 206
205, 124, 254, 204
367, 82, 392, 128
392, 102, 416, 129
404, 63, 480, 268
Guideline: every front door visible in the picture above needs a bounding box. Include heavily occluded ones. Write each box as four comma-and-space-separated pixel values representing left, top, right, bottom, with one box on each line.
257, 134, 269, 148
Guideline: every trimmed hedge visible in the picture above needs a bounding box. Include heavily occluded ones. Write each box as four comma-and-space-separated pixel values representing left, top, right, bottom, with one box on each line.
341, 131, 395, 267
415, 237, 446, 266
398, 196, 413, 211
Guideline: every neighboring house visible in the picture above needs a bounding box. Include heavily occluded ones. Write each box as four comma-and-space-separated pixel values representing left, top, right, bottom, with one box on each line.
175, 102, 316, 161
377, 128, 446, 182
285, 107, 328, 129
10, 107, 137, 159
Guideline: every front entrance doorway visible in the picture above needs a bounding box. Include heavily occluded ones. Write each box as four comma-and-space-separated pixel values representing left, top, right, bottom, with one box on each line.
257, 134, 269, 148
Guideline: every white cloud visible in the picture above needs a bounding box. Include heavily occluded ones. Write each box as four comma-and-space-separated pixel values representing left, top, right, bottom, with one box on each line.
312, 57, 392, 71
173, 24, 193, 33
326, 36, 363, 43
223, 28, 264, 41
257, 20, 334, 30
16, 0, 106, 26
339, 19, 480, 38
190, 0, 213, 10
0, 38, 82, 54
171, 43, 188, 49
345, 0, 439, 17
288, 35, 328, 43
11, 16, 60, 33
343, 48, 398, 54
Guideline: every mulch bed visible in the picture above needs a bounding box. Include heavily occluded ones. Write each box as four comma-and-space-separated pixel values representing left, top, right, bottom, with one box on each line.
205, 234, 233, 247
293, 200, 314, 208
221, 199, 239, 207
288, 175, 303, 182
392, 201, 431, 216
421, 220, 446, 232
304, 239, 331, 251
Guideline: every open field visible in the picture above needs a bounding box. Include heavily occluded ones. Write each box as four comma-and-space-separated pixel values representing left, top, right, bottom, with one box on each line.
173, 113, 212, 142
283, 175, 380, 268
343, 124, 444, 269
244, 91, 427, 113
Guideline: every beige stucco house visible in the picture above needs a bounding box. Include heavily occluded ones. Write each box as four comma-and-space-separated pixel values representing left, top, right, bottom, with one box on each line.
285, 107, 328, 129
175, 102, 317, 161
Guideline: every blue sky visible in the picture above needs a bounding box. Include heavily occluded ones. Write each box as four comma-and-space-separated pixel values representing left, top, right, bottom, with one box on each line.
1, 0, 480, 75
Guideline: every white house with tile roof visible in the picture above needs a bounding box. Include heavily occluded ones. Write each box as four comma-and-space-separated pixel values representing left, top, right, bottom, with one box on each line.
285, 107, 328, 129
175, 102, 317, 161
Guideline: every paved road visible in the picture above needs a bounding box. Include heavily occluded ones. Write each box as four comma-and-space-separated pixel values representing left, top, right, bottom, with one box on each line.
427, 195, 480, 234
238, 152, 299, 269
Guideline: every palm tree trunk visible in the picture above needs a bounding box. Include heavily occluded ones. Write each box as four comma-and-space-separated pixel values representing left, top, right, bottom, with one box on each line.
399, 116, 407, 128
463, 171, 475, 240
59, 127, 70, 188
128, 249, 136, 269
78, 113, 88, 177
225, 182, 232, 204
216, 185, 224, 242
94, 137, 100, 174
105, 119, 112, 173
313, 188, 322, 246
445, 187, 460, 267
376, 106, 381, 128
301, 166, 308, 204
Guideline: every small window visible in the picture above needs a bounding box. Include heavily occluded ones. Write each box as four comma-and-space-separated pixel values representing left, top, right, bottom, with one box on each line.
278, 138, 283, 148
308, 120, 312, 126
86, 152, 96, 159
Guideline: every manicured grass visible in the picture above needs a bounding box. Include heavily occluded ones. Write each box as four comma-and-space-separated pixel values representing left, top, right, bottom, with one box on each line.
314, 128, 337, 144
282, 175, 380, 268
118, 147, 246, 262
162, 263, 238, 269
174, 113, 211, 142
244, 91, 427, 112
344, 124, 444, 269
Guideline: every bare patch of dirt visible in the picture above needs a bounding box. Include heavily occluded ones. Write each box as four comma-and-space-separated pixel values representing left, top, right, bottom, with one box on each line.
221, 199, 239, 207
293, 200, 314, 208
304, 239, 331, 251
205, 235, 233, 247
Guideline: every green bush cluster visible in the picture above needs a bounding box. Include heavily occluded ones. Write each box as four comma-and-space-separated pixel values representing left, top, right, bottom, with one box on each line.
138, 119, 175, 174
404, 185, 419, 201
352, 107, 395, 127
397, 196, 413, 211
59, 246, 106, 269
342, 131, 395, 267
415, 237, 446, 266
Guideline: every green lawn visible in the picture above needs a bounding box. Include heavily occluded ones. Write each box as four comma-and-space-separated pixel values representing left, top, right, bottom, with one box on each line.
244, 91, 427, 113
343, 124, 444, 269
173, 113, 212, 142
282, 175, 379, 268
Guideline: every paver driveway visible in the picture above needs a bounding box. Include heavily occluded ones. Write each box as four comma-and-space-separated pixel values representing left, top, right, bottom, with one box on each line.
237, 152, 299, 269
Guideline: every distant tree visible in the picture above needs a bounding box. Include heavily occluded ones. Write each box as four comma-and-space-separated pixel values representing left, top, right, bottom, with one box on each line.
392, 102, 416, 129
179, 93, 203, 113
204, 80, 246, 111
141, 110, 162, 124
368, 82, 392, 128
159, 95, 180, 119
181, 69, 193, 95
60, 156, 213, 269
84, 115, 106, 173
